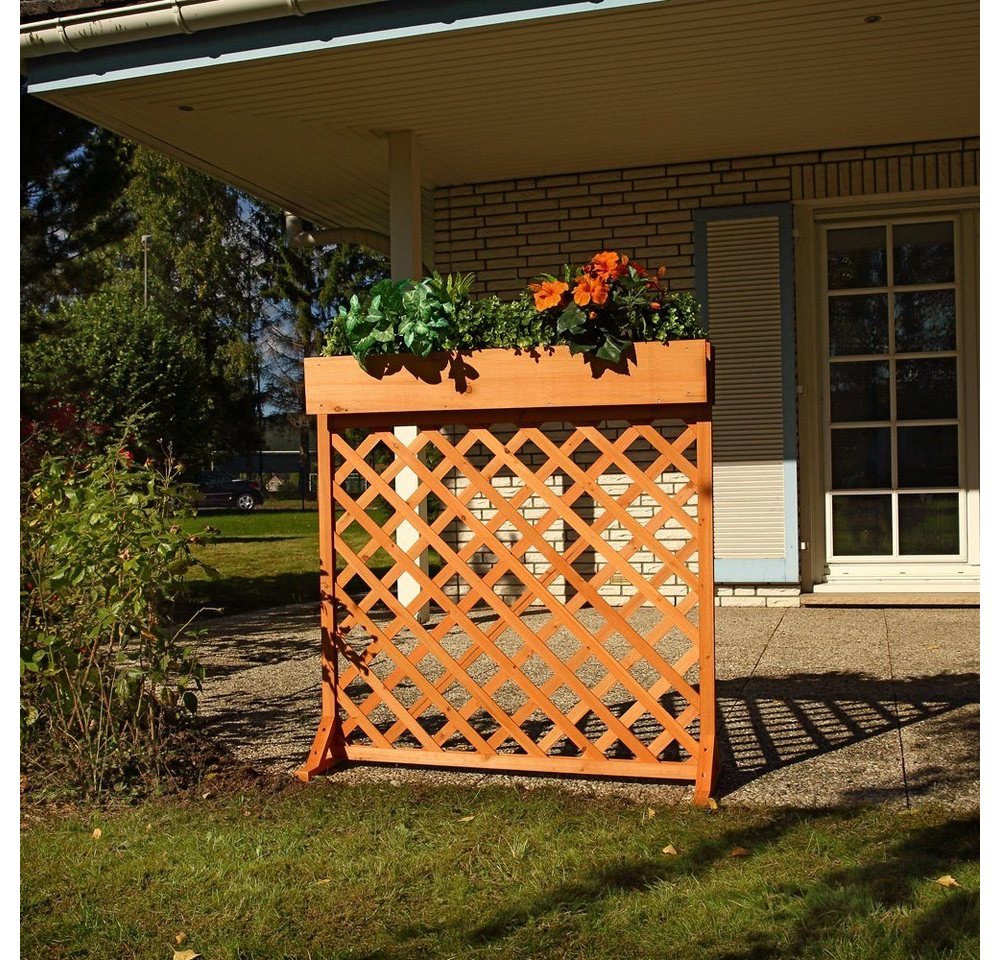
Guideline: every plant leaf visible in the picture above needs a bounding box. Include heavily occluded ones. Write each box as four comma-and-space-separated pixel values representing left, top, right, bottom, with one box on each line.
936, 875, 960, 888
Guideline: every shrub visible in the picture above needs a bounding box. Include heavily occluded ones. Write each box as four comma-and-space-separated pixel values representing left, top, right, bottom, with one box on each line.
20, 435, 210, 798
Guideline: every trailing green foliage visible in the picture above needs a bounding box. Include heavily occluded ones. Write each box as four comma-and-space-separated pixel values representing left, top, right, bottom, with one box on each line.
20, 434, 210, 798
323, 264, 703, 367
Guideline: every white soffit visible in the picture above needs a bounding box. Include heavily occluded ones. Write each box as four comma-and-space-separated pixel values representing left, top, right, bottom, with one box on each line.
31, 0, 978, 233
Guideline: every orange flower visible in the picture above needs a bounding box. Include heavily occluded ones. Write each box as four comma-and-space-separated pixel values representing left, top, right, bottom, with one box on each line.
530, 279, 569, 311
588, 250, 628, 280
573, 274, 609, 307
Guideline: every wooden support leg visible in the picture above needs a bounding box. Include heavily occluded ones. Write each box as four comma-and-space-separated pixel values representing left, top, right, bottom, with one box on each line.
298, 412, 346, 783
297, 715, 345, 782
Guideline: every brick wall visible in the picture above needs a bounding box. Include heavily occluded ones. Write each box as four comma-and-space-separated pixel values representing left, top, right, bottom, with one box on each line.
431, 137, 979, 607
433, 138, 979, 299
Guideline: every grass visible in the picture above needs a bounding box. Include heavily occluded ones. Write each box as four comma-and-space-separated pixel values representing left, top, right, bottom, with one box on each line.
181, 501, 441, 616
21, 784, 978, 960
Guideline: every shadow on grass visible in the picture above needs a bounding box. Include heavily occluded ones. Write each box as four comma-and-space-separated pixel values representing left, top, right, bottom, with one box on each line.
373, 811, 978, 960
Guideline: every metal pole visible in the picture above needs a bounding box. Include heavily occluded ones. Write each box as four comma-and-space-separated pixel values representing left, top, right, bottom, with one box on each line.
141, 234, 152, 308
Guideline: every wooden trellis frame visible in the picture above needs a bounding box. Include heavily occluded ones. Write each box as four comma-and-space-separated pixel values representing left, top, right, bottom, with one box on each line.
298, 340, 718, 802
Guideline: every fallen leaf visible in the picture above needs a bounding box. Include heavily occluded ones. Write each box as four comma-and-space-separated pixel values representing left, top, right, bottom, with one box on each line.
729, 846, 750, 858
173, 932, 188, 945
315, 878, 332, 885
91, 828, 102, 840
936, 875, 960, 888
145, 824, 153, 833
646, 807, 657, 819
662, 844, 678, 856
457, 815, 475, 823
706, 798, 719, 810
200, 792, 212, 800
173, 951, 201, 960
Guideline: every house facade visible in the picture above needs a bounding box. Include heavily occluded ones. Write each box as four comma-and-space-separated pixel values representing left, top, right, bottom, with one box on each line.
21, 0, 980, 603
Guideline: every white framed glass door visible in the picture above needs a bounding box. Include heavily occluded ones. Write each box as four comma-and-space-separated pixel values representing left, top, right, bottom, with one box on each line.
820, 215, 974, 576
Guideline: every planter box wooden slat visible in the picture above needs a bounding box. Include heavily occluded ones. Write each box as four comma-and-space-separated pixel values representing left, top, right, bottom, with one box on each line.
305, 340, 713, 417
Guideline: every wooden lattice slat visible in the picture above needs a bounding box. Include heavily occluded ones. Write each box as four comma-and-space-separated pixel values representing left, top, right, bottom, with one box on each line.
298, 343, 718, 801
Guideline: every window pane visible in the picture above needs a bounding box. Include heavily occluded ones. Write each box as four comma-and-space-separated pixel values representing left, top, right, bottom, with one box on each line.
896, 358, 958, 420
893, 221, 955, 285
898, 425, 959, 488
827, 227, 887, 289
894, 290, 956, 352
830, 361, 890, 422
831, 428, 891, 489
898, 494, 960, 555
832, 495, 892, 555
829, 294, 889, 356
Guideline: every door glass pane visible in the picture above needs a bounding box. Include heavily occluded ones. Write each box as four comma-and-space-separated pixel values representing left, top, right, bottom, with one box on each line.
827, 227, 887, 289
831, 428, 891, 489
894, 290, 956, 352
832, 495, 892, 555
896, 358, 958, 419
893, 221, 955, 285
898, 425, 958, 488
830, 361, 890, 422
829, 294, 889, 355
898, 494, 960, 555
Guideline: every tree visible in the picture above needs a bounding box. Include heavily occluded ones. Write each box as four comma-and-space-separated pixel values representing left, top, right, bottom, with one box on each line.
20, 89, 133, 328
22, 140, 269, 467
21, 288, 209, 461
259, 235, 389, 496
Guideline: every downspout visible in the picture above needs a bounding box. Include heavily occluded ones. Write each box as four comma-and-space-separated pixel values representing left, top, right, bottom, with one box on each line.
21, 0, 382, 59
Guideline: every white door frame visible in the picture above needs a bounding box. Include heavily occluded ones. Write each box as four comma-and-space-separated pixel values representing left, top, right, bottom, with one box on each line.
794, 188, 979, 591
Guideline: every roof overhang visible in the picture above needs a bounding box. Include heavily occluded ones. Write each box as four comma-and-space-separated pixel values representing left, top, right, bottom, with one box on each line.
23, 0, 979, 238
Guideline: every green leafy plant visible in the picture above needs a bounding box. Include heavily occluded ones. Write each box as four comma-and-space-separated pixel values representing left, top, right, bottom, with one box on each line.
20, 431, 211, 798
323, 252, 704, 364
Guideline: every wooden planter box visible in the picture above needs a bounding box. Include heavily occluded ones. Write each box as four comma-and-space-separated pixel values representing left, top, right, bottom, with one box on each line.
300, 338, 718, 802
305, 339, 713, 420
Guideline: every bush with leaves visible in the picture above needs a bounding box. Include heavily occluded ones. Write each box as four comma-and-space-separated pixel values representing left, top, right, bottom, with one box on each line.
323, 252, 703, 365
20, 435, 210, 798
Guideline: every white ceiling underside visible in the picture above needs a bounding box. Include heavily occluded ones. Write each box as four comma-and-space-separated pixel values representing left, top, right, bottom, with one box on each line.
34, 0, 979, 235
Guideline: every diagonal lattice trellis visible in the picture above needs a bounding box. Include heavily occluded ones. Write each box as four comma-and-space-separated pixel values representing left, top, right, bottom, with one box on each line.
299, 406, 717, 799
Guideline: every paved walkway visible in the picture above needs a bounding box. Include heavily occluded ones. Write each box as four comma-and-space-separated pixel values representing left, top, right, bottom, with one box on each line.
197, 604, 979, 808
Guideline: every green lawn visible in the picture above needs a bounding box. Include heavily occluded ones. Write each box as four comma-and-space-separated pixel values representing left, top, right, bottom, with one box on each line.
21, 784, 978, 960
181, 502, 441, 616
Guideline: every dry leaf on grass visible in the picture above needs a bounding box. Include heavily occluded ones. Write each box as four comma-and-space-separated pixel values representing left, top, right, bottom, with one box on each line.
173, 933, 187, 946
662, 844, 678, 856
706, 798, 719, 810
315, 879, 332, 885
457, 815, 475, 823
729, 846, 751, 858
172, 951, 201, 960
91, 828, 102, 840
646, 807, 657, 819
936, 875, 960, 888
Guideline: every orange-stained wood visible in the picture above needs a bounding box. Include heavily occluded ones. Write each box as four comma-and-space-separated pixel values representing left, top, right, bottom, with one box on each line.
305, 340, 712, 416
297, 345, 717, 801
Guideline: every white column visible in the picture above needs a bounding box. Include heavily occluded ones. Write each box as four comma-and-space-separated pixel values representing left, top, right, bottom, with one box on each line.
389, 131, 430, 622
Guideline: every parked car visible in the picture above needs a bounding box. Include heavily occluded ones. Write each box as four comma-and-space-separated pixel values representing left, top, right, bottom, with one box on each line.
195, 472, 265, 512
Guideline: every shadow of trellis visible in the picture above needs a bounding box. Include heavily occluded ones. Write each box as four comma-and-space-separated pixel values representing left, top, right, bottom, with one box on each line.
338, 666, 978, 793
714, 671, 979, 796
